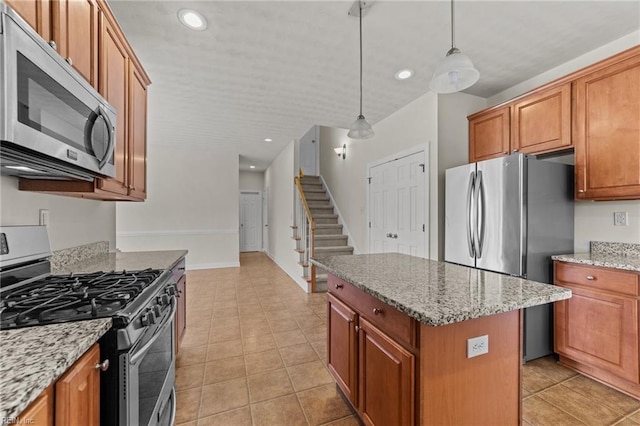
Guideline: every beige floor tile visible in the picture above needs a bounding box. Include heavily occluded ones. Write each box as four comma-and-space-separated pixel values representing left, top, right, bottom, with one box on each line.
209, 325, 242, 343
268, 317, 300, 333
298, 315, 326, 330
310, 340, 327, 364
526, 356, 578, 383
176, 363, 206, 390
247, 368, 295, 403
211, 307, 239, 319
280, 343, 320, 366
177, 421, 197, 426
274, 329, 308, 348
210, 317, 240, 329
250, 394, 308, 426
177, 345, 208, 368
562, 375, 640, 416
204, 355, 246, 385
206, 339, 243, 361
298, 383, 352, 425
176, 387, 202, 424
197, 407, 252, 426
629, 411, 640, 423
302, 325, 327, 343
200, 378, 249, 418
261, 301, 287, 312
537, 384, 622, 425
320, 415, 361, 426
244, 349, 285, 375
288, 360, 334, 392
240, 323, 272, 337
616, 418, 640, 426
182, 327, 211, 348
264, 309, 293, 321
522, 387, 532, 398
523, 363, 561, 394
242, 334, 277, 354
523, 395, 586, 425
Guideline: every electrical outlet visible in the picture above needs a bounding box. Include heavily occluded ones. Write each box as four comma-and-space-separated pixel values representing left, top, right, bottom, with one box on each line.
614, 212, 628, 226
39, 209, 50, 226
467, 335, 489, 358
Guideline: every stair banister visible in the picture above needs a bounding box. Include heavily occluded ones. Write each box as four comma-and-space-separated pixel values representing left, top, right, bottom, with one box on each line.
294, 177, 317, 291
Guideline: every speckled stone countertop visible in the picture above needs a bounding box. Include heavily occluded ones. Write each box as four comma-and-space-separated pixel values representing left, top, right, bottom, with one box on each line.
52, 250, 188, 274
551, 242, 640, 272
0, 319, 112, 419
311, 253, 571, 327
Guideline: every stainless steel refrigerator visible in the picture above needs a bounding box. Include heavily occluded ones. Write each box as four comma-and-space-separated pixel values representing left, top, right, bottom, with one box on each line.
445, 153, 574, 361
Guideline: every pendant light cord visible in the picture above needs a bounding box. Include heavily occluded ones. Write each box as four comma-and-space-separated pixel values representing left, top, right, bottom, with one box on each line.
450, 0, 455, 49
359, 1, 363, 116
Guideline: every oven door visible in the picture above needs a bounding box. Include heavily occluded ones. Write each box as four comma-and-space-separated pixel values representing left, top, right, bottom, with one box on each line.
0, 7, 116, 178
121, 300, 176, 426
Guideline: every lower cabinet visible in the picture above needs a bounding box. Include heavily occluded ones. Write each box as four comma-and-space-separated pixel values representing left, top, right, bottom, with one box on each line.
19, 343, 102, 426
554, 261, 640, 397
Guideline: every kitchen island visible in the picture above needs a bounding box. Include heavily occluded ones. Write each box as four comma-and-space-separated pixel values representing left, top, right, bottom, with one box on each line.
311, 253, 572, 426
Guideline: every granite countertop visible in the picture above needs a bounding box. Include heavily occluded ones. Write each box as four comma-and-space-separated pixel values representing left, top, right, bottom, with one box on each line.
311, 253, 571, 327
52, 250, 188, 274
551, 242, 640, 273
0, 319, 112, 419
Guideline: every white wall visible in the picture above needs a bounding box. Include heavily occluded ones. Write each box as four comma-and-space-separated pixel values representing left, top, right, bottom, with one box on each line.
239, 171, 265, 191
264, 140, 307, 291
486, 31, 640, 252
319, 92, 440, 259
116, 144, 240, 269
0, 176, 115, 250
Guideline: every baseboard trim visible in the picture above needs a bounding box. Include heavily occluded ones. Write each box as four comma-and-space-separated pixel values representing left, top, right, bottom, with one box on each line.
264, 252, 310, 293
117, 229, 238, 238
188, 261, 240, 270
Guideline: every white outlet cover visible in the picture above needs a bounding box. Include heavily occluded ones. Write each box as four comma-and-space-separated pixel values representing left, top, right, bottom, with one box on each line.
613, 212, 628, 226
467, 335, 489, 358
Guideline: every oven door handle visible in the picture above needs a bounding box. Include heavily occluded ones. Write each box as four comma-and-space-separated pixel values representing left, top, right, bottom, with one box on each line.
130, 298, 177, 366
168, 387, 177, 426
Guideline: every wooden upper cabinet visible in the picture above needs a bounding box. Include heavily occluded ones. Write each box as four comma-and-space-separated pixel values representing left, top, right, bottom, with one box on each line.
52, 0, 99, 88
55, 343, 101, 426
97, 10, 129, 196
512, 83, 572, 154
19, 385, 54, 426
468, 106, 511, 163
128, 63, 149, 200
574, 51, 640, 200
5, 0, 52, 40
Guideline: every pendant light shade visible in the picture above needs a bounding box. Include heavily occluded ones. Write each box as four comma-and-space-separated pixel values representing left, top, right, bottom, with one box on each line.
429, 0, 479, 94
348, 1, 374, 140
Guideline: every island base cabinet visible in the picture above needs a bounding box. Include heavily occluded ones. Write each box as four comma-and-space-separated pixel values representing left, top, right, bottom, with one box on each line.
327, 293, 357, 404
18, 385, 54, 425
55, 343, 100, 426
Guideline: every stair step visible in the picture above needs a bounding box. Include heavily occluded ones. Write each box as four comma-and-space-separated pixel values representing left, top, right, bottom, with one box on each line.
307, 201, 332, 208
314, 235, 348, 247
304, 192, 328, 199
315, 225, 343, 235
311, 207, 335, 215
302, 186, 325, 193
314, 246, 354, 258
300, 176, 321, 183
313, 214, 339, 225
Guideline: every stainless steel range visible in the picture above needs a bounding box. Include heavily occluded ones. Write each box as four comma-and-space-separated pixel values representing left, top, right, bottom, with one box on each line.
0, 226, 177, 426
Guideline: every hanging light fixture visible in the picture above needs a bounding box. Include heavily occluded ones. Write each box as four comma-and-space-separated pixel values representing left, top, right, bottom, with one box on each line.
429, 0, 479, 94
347, 1, 374, 140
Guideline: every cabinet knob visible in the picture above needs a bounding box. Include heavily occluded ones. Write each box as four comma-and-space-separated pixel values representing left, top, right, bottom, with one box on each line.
66, 57, 73, 66
586, 275, 595, 280
335, 283, 343, 289
373, 308, 383, 315
355, 325, 360, 332
95, 359, 110, 371
578, 189, 586, 193
48, 40, 57, 50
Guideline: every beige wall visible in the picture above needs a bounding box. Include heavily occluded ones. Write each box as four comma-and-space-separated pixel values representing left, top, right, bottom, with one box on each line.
0, 176, 116, 250
239, 171, 265, 191
116, 144, 240, 269
486, 30, 640, 252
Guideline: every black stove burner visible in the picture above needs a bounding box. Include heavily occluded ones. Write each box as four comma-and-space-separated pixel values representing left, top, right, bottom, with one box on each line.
0, 269, 164, 329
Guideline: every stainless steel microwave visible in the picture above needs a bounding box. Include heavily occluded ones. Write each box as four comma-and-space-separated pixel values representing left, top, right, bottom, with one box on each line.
0, 2, 116, 181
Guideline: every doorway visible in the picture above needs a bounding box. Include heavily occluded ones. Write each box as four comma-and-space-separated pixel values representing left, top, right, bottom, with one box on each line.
262, 188, 269, 253
299, 126, 319, 176
240, 191, 262, 252
368, 148, 429, 258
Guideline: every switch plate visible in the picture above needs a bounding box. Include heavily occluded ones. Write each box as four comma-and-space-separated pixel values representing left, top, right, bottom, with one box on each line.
467, 335, 489, 358
614, 212, 628, 226
39, 209, 50, 226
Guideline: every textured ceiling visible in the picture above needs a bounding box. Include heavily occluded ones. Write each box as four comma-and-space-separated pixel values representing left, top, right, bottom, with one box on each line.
108, 1, 640, 171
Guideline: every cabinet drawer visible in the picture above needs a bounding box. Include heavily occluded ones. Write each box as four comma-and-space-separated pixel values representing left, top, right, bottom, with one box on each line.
555, 262, 639, 296
328, 275, 416, 348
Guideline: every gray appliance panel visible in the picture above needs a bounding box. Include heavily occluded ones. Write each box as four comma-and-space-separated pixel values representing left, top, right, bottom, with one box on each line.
445, 163, 476, 267
0, 225, 51, 268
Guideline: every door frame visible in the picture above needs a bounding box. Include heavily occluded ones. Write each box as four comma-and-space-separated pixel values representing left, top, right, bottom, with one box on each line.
366, 144, 430, 258
262, 188, 269, 254
239, 190, 263, 252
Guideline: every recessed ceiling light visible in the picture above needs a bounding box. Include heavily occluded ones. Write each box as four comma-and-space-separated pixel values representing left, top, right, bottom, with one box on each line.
249, 165, 256, 169
394, 69, 414, 80
178, 9, 207, 31
264, 138, 272, 142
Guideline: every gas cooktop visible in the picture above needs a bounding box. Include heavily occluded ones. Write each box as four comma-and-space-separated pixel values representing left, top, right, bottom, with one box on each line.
0, 269, 164, 329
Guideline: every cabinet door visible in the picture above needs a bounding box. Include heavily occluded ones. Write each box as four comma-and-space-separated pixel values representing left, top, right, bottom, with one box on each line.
468, 106, 511, 163
97, 11, 129, 196
5, 0, 51, 40
574, 53, 640, 200
175, 274, 187, 353
55, 343, 101, 426
128, 64, 148, 200
327, 293, 358, 404
19, 385, 54, 426
555, 285, 639, 383
358, 317, 414, 426
512, 83, 572, 154
52, 0, 98, 87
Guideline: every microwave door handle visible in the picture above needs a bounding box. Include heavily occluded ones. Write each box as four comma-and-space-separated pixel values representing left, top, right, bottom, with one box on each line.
97, 106, 115, 170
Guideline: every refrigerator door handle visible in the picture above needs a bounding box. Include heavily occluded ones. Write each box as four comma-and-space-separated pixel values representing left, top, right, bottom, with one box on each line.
475, 170, 486, 258
466, 171, 476, 258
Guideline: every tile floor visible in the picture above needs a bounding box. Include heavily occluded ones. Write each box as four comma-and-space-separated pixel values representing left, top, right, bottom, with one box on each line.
177, 252, 640, 426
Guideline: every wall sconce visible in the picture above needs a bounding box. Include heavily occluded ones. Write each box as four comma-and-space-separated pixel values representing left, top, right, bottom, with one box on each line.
334, 144, 346, 159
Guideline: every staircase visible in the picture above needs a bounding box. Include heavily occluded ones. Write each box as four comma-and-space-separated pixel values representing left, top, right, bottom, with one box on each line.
293, 175, 354, 292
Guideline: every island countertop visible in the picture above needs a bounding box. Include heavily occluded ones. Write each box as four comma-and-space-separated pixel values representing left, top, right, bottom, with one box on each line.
52, 249, 188, 274
311, 253, 571, 326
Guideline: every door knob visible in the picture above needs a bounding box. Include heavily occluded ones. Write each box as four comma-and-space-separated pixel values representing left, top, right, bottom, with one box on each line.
386, 233, 392, 238
392, 234, 398, 239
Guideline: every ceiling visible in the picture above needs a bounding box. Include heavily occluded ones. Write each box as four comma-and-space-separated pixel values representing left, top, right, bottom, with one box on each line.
108, 1, 640, 171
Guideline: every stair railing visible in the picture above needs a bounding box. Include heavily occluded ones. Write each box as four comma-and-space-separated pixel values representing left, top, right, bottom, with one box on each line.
294, 176, 316, 292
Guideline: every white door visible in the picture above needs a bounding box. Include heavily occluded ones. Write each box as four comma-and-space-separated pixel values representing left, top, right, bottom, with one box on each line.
300, 127, 318, 176
368, 151, 427, 257
262, 188, 269, 253
240, 192, 262, 252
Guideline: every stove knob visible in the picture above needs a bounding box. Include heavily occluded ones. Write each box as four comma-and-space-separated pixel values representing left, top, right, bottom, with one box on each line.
166, 286, 176, 296
156, 296, 163, 305
161, 294, 170, 305
141, 313, 150, 326
148, 310, 157, 325
153, 305, 162, 317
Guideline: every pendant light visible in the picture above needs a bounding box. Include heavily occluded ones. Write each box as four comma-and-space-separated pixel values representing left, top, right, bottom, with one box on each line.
348, 1, 374, 140
429, 0, 479, 94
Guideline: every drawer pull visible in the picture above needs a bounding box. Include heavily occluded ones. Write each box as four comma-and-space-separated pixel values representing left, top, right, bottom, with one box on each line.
586, 275, 595, 280
373, 308, 383, 315
335, 283, 343, 289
